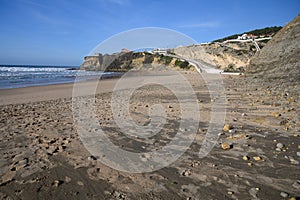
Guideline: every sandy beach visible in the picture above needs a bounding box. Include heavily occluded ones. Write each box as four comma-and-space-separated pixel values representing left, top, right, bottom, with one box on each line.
0, 71, 299, 199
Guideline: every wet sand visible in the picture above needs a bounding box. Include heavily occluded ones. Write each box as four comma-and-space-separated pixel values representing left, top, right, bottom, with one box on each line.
0, 71, 299, 199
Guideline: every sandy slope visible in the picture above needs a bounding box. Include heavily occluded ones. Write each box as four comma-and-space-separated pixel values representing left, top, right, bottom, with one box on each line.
0, 71, 299, 199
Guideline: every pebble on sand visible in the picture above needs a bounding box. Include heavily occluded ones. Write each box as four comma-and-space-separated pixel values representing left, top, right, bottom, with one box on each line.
223, 124, 231, 132
182, 169, 191, 176
243, 156, 250, 161
271, 112, 281, 117
292, 180, 300, 189
221, 142, 232, 150
276, 143, 284, 149
253, 156, 262, 161
280, 192, 288, 198
52, 180, 63, 187
77, 181, 84, 186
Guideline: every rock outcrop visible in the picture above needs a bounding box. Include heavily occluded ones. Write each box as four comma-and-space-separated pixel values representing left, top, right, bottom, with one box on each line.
80, 52, 193, 71
247, 14, 300, 87
173, 41, 267, 72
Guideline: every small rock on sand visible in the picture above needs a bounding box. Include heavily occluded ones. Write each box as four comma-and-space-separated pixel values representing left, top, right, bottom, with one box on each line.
52, 180, 64, 187
221, 142, 232, 150
65, 176, 71, 183
182, 169, 191, 176
271, 112, 281, 117
253, 156, 262, 161
290, 158, 299, 165
292, 180, 300, 189
280, 192, 288, 198
243, 156, 250, 161
223, 124, 231, 132
276, 143, 284, 149
77, 181, 84, 186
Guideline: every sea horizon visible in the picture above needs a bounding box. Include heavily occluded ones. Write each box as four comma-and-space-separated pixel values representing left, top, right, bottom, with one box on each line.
0, 64, 118, 89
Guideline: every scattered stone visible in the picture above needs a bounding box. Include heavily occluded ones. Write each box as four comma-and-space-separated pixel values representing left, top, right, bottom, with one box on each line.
52, 180, 63, 187
289, 197, 296, 200
227, 133, 247, 140
287, 97, 295, 103
228, 129, 235, 134
292, 180, 300, 189
77, 181, 84, 186
271, 112, 281, 117
223, 124, 231, 132
221, 142, 232, 150
275, 148, 282, 152
168, 105, 173, 109
243, 156, 250, 161
253, 156, 262, 161
47, 146, 58, 155
112, 191, 126, 200
65, 176, 71, 183
241, 113, 247, 116
298, 145, 300, 150
280, 192, 288, 198
276, 143, 284, 149
247, 162, 253, 166
227, 191, 234, 195
182, 169, 191, 176
290, 158, 299, 165
88, 155, 98, 161
190, 161, 200, 167
296, 152, 300, 157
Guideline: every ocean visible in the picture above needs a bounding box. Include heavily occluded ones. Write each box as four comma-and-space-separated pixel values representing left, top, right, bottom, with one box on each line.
0, 65, 118, 89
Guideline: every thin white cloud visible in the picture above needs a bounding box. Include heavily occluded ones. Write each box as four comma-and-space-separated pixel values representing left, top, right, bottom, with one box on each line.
107, 0, 130, 5
178, 22, 219, 28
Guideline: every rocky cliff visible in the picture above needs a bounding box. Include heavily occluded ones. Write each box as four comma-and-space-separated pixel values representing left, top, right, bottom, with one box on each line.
80, 52, 193, 71
173, 40, 269, 72
247, 14, 300, 88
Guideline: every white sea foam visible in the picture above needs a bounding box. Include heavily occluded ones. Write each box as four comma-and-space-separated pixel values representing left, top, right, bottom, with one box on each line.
0, 65, 117, 89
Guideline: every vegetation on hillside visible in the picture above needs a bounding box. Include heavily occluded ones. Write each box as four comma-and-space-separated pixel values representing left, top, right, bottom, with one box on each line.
213, 26, 282, 42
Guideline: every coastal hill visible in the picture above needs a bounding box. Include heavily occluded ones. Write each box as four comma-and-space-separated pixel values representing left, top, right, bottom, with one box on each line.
173, 27, 281, 72
247, 14, 300, 89
212, 26, 282, 43
80, 52, 192, 72
80, 27, 282, 72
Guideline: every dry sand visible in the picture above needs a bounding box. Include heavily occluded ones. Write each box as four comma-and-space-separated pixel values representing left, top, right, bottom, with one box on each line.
0, 71, 299, 199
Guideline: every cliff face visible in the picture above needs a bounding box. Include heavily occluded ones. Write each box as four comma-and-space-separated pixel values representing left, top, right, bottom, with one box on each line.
248, 14, 300, 86
173, 41, 264, 72
80, 53, 137, 71
80, 52, 193, 71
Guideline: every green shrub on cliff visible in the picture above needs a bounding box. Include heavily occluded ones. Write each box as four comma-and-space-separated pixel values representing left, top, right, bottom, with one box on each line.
175, 59, 191, 69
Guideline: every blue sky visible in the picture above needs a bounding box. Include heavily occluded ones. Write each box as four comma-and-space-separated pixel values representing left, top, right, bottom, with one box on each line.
0, 0, 299, 66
